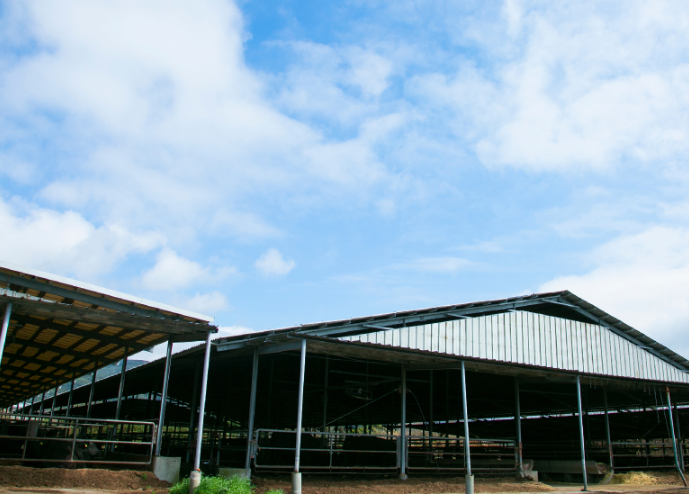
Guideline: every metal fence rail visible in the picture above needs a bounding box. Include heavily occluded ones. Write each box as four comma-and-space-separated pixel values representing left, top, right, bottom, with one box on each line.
0, 412, 156, 465
407, 436, 518, 472
254, 429, 399, 472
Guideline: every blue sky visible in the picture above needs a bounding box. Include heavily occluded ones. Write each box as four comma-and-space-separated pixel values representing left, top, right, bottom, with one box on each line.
2, 0, 689, 360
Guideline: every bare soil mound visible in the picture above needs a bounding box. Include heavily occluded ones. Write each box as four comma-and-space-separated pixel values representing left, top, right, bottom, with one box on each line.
252, 475, 554, 494
0, 466, 170, 491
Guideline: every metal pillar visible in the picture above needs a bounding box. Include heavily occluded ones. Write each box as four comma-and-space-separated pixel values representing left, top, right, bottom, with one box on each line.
514, 378, 523, 476
0, 302, 13, 367
50, 388, 56, 417
322, 357, 329, 432
399, 366, 407, 480
429, 370, 434, 452
603, 390, 614, 470
186, 362, 201, 463
245, 348, 259, 472
66, 378, 75, 416
675, 402, 686, 471
666, 386, 688, 486
155, 339, 174, 456
293, 339, 307, 494
38, 389, 46, 415
115, 353, 128, 420
576, 375, 588, 491
86, 359, 98, 418
193, 331, 213, 470
461, 361, 473, 494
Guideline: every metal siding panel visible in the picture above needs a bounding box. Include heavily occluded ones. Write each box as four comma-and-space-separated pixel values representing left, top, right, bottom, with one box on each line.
576, 322, 584, 373
611, 334, 621, 377
560, 321, 572, 370
485, 316, 493, 361
559, 319, 566, 370
497, 314, 505, 361
473, 317, 481, 358
504, 313, 511, 362
438, 322, 446, 354
527, 312, 535, 365
478, 317, 486, 359
511, 311, 518, 364
452, 320, 460, 355
588, 325, 596, 374
516, 312, 524, 364
579, 322, 593, 374
546, 316, 553, 368
591, 324, 605, 374
604, 327, 613, 376
579, 321, 586, 373
491, 315, 498, 361
550, 316, 557, 368
540, 315, 547, 367
550, 316, 558, 369
459, 319, 466, 356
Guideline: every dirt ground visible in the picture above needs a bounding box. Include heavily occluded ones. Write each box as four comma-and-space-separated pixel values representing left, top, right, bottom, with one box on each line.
252, 475, 554, 494
1, 467, 687, 494
0, 466, 170, 492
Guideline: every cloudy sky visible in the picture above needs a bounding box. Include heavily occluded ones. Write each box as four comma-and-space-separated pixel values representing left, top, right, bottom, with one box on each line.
2, 0, 689, 361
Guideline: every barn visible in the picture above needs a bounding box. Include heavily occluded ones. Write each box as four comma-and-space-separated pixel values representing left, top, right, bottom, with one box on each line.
2, 262, 689, 494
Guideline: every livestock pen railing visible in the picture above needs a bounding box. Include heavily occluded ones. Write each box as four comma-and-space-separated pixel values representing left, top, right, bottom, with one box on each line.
406, 436, 518, 472
611, 440, 682, 470
0, 412, 156, 465
253, 429, 399, 472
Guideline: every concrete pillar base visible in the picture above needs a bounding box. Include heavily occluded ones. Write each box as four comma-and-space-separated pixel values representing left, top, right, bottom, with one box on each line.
398, 473, 408, 481
466, 474, 474, 494
188, 470, 201, 494
292, 472, 302, 494
152, 456, 181, 484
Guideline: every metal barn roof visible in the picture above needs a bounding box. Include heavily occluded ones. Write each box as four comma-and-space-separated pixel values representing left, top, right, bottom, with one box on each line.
0, 261, 218, 407
216, 291, 689, 384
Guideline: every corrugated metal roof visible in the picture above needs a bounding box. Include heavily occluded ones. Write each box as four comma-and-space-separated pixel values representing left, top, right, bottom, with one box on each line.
215, 291, 689, 378
0, 262, 218, 407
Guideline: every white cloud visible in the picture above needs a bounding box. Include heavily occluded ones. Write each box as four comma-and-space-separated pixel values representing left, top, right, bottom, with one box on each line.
396, 257, 473, 273
0, 0, 395, 245
141, 249, 234, 291
540, 226, 689, 357
0, 196, 162, 280
218, 325, 256, 338
410, 1, 689, 172
255, 248, 295, 276
181, 291, 229, 315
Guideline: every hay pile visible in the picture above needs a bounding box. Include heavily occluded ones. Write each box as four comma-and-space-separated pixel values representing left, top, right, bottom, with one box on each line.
611, 471, 685, 486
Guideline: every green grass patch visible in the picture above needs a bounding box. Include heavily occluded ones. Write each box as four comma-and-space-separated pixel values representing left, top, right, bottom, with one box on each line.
169, 475, 253, 494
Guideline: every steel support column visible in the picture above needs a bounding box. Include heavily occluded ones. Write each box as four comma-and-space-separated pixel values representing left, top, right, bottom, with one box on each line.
115, 353, 128, 420
66, 378, 75, 416
38, 389, 46, 415
245, 348, 259, 472
0, 302, 13, 368
322, 357, 329, 432
576, 375, 588, 491
603, 390, 614, 470
193, 331, 213, 471
186, 362, 201, 463
461, 361, 473, 494
429, 370, 434, 453
86, 359, 98, 418
666, 387, 688, 486
399, 366, 407, 480
674, 401, 685, 471
293, 339, 307, 494
514, 378, 523, 476
156, 339, 174, 456
50, 388, 56, 417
